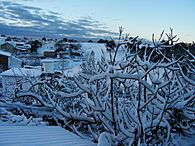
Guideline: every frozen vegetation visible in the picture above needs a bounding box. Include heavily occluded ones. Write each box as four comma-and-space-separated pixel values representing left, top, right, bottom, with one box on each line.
0, 28, 195, 145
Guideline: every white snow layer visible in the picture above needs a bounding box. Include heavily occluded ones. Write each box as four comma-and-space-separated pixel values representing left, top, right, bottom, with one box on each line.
81, 43, 107, 60
0, 68, 42, 77
0, 126, 96, 146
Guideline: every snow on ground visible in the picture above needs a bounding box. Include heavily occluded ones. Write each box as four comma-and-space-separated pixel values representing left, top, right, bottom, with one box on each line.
81, 42, 107, 60
63, 63, 81, 77
0, 67, 42, 77
0, 126, 96, 146
81, 42, 126, 61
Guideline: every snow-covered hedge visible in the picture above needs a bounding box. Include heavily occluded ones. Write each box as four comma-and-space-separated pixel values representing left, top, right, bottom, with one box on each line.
8, 28, 195, 145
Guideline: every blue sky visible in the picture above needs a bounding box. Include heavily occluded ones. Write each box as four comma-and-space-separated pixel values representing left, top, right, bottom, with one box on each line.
0, 0, 194, 42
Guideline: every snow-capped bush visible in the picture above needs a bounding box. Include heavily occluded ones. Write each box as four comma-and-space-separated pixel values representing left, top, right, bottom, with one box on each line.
10, 27, 195, 145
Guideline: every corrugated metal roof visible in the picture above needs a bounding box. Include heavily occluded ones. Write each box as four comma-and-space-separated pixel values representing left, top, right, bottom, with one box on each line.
0, 126, 96, 146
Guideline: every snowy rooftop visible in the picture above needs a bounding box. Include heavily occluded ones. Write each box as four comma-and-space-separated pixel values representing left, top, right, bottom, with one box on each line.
0, 126, 96, 146
0, 50, 11, 56
37, 42, 56, 55
41, 58, 62, 63
0, 39, 5, 45
1, 41, 31, 51
0, 68, 42, 77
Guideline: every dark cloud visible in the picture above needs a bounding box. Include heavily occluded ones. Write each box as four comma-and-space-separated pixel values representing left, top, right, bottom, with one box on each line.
0, 1, 117, 40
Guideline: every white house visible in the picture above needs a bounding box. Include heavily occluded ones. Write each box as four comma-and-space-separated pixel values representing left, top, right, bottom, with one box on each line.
14, 42, 31, 52
8, 56, 23, 68
0, 68, 41, 97
0, 50, 23, 72
41, 58, 68, 73
0, 50, 11, 72
0, 41, 31, 54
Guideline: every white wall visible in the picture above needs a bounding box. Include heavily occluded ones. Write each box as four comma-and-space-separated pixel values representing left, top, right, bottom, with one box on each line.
42, 62, 55, 73
8, 56, 22, 69
41, 59, 67, 73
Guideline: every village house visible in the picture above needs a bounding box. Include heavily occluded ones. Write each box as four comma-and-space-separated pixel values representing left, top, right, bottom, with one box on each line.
41, 58, 67, 73
0, 51, 11, 72
0, 50, 23, 73
0, 42, 15, 53
55, 42, 82, 57
0, 41, 31, 54
41, 58, 81, 77
15, 42, 31, 53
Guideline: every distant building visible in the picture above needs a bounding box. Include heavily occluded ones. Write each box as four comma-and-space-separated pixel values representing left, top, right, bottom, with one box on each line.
41, 58, 62, 73
0, 50, 23, 73
56, 42, 82, 57
0, 42, 15, 53
0, 50, 11, 72
41, 58, 70, 73
44, 51, 56, 58
9, 56, 23, 69
0, 42, 31, 54
15, 42, 31, 53
0, 68, 41, 97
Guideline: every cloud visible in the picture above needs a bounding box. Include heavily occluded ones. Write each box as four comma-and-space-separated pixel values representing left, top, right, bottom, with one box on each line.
0, 1, 117, 40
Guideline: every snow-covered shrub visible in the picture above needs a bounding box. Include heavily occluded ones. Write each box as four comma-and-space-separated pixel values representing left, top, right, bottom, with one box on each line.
12, 28, 195, 145
0, 106, 48, 126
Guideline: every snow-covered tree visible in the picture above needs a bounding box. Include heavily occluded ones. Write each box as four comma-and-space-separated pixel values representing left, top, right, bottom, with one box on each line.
9, 27, 195, 145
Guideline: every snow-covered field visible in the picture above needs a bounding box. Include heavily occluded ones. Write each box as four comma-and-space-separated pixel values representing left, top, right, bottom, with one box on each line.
81, 42, 127, 62
0, 126, 96, 146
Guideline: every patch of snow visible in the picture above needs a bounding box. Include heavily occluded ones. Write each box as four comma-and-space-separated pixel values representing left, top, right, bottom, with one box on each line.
81, 43, 107, 60
0, 68, 41, 77
0, 50, 11, 56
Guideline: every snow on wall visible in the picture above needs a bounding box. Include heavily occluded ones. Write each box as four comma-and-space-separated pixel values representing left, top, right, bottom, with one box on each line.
8, 56, 23, 69
41, 58, 81, 74
0, 68, 41, 77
